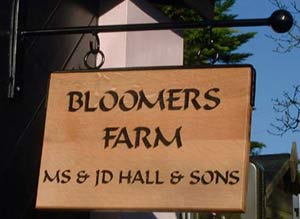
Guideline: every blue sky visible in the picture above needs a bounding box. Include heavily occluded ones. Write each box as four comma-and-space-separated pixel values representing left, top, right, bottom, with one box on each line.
231, 0, 300, 154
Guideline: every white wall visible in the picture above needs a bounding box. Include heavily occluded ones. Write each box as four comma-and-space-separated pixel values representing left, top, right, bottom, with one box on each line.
97, 0, 183, 68
91, 1, 183, 219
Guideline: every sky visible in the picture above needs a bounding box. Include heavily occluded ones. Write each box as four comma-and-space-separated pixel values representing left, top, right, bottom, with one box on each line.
231, 0, 300, 154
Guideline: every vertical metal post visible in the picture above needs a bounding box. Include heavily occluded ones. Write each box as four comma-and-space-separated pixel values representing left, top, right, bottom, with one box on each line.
8, 0, 20, 98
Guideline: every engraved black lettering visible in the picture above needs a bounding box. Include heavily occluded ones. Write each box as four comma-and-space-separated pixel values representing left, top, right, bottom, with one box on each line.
99, 90, 118, 111
119, 170, 132, 184
119, 90, 138, 111
61, 169, 71, 184
183, 88, 201, 110
144, 170, 154, 184
201, 171, 214, 185
134, 127, 152, 148
154, 127, 182, 148
170, 171, 184, 184
229, 170, 240, 185
204, 88, 221, 110
155, 170, 164, 184
137, 89, 166, 110
43, 169, 61, 183
95, 170, 100, 186
189, 170, 201, 185
167, 89, 183, 110
103, 127, 119, 148
131, 170, 145, 184
95, 170, 113, 186
76, 170, 90, 184
67, 91, 83, 112
102, 170, 113, 184
214, 170, 229, 184
113, 127, 133, 148
84, 91, 97, 112
43, 169, 71, 184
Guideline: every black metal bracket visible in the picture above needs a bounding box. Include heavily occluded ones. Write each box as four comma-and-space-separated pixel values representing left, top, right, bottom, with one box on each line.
8, 0, 21, 99
2, 0, 294, 99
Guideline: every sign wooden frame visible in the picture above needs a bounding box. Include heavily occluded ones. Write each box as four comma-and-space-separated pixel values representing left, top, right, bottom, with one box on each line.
36, 65, 255, 212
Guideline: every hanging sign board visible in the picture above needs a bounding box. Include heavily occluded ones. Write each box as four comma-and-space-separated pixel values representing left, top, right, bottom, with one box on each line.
36, 66, 254, 212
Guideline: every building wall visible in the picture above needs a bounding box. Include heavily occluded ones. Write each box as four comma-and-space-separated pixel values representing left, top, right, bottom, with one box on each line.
0, 1, 183, 218
0, 1, 98, 218
266, 186, 293, 219
98, 0, 183, 68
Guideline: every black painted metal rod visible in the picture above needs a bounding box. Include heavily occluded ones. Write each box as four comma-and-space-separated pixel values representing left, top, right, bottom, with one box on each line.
5, 8, 293, 99
8, 0, 20, 98
19, 9, 294, 36
21, 18, 270, 36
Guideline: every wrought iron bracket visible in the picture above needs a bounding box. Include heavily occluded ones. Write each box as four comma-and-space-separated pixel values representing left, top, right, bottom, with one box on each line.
1, 0, 294, 99
8, 0, 21, 99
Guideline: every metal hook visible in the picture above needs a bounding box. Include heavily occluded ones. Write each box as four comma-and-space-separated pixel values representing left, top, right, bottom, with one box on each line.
89, 33, 100, 54
84, 33, 105, 69
197, 27, 219, 64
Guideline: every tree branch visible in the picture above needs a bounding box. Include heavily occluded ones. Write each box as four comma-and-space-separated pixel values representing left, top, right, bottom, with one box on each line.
267, 0, 300, 53
269, 84, 300, 135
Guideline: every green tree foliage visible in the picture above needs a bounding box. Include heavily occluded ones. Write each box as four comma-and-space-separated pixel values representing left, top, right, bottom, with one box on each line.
250, 141, 266, 156
155, 1, 264, 155
154, 0, 256, 65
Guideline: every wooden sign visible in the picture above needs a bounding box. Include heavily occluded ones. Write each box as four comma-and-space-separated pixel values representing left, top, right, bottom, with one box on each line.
36, 66, 254, 211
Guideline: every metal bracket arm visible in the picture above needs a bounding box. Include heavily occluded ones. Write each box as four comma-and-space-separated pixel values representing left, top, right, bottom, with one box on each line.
2, 5, 294, 99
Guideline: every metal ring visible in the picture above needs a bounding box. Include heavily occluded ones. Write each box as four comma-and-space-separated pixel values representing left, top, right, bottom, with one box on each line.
84, 50, 105, 70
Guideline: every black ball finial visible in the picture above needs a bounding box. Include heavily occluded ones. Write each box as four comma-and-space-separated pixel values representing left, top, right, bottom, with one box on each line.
269, 9, 293, 33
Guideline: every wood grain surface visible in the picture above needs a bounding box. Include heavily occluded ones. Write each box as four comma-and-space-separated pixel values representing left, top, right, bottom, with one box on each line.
36, 66, 254, 212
